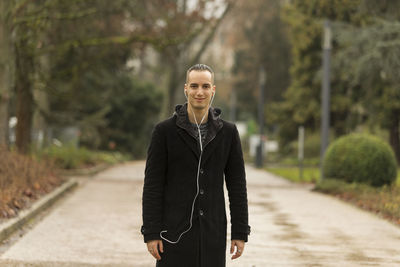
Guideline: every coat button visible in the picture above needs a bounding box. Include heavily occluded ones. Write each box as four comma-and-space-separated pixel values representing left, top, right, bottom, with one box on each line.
199, 189, 204, 195
199, 210, 204, 216
199, 168, 204, 174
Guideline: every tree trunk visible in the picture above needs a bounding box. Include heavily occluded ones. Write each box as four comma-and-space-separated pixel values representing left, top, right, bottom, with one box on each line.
32, 79, 49, 150
15, 41, 35, 154
167, 61, 181, 115
159, 51, 181, 119
32, 44, 50, 150
0, 2, 11, 148
159, 2, 233, 119
389, 111, 400, 164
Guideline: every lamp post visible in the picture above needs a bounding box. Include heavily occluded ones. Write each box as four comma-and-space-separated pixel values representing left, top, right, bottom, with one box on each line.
320, 20, 332, 180
256, 67, 266, 168
298, 126, 305, 180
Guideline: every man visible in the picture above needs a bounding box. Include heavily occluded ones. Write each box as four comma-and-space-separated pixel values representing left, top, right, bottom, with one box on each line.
141, 64, 250, 267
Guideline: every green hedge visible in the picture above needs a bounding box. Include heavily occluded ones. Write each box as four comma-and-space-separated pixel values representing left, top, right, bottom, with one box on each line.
323, 134, 397, 187
36, 145, 128, 169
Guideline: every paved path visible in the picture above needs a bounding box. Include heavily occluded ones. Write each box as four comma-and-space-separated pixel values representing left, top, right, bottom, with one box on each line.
1, 161, 400, 266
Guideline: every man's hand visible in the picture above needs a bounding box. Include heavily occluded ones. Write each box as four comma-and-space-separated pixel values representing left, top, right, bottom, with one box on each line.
230, 239, 245, 260
146, 240, 163, 260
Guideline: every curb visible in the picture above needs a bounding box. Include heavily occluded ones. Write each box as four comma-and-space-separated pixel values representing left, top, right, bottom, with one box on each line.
0, 178, 78, 243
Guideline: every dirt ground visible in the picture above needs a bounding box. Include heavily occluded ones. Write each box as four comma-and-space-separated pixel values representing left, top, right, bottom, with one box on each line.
1, 161, 400, 266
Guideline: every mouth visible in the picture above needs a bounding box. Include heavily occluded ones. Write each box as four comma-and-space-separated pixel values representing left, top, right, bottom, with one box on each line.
195, 98, 205, 102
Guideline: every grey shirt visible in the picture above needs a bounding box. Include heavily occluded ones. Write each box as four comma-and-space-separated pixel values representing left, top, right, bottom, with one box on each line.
190, 121, 208, 145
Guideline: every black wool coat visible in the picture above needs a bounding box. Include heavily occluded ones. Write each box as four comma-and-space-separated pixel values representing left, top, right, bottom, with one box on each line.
141, 103, 250, 267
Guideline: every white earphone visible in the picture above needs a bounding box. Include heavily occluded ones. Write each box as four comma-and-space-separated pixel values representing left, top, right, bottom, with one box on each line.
160, 88, 215, 244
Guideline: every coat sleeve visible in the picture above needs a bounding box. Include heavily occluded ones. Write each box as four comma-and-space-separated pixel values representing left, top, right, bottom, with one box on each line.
224, 124, 251, 242
141, 124, 167, 243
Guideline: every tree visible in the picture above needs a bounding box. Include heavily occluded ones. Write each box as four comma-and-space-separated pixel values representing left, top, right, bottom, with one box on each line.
279, 0, 400, 162
230, 0, 291, 123
0, 1, 12, 148
279, 0, 362, 148
4, 0, 106, 153
43, 1, 137, 148
101, 73, 162, 157
41, 0, 187, 152
3, 0, 235, 154
335, 17, 400, 162
3, 0, 170, 153
143, 0, 233, 117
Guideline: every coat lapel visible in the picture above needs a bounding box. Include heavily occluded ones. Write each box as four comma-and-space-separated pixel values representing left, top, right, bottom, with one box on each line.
175, 103, 201, 159
202, 130, 224, 164
176, 127, 200, 159
201, 108, 223, 164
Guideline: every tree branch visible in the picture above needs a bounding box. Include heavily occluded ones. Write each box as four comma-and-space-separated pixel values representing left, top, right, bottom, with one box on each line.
38, 33, 188, 55
187, 1, 233, 73
12, 8, 99, 26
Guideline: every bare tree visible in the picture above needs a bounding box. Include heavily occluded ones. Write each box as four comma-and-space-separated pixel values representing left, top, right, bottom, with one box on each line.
142, 0, 234, 117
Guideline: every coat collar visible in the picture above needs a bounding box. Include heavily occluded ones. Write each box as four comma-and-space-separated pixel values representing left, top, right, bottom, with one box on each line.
174, 103, 223, 157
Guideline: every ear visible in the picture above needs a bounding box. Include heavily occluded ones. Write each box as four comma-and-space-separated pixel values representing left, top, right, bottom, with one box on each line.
184, 85, 188, 98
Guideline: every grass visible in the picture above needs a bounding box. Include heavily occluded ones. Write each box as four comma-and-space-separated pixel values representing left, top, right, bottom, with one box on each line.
266, 167, 400, 185
398, 170, 400, 186
266, 166, 320, 183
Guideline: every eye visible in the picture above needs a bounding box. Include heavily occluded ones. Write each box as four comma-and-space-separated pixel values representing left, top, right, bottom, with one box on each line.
203, 84, 210, 89
190, 84, 198, 88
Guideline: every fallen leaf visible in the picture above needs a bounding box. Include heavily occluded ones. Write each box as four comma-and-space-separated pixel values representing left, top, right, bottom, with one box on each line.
13, 200, 22, 209
23, 188, 33, 197
33, 182, 40, 190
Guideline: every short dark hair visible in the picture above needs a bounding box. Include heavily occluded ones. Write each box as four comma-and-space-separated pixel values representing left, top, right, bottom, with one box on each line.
186, 64, 214, 84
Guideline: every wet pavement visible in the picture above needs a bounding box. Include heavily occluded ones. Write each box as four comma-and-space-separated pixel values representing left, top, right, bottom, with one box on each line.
1, 161, 400, 266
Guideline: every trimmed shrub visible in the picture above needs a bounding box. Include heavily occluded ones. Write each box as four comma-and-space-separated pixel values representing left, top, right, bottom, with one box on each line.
323, 134, 397, 187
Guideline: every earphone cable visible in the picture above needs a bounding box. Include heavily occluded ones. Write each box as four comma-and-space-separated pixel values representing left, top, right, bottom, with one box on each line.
159, 91, 215, 244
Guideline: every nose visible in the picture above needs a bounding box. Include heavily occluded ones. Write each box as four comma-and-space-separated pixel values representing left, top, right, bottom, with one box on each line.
196, 89, 205, 97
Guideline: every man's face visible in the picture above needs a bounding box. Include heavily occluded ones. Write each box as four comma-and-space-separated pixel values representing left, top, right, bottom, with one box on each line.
184, 70, 215, 111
